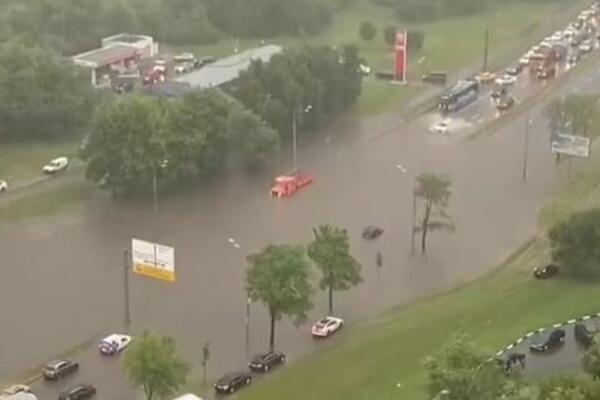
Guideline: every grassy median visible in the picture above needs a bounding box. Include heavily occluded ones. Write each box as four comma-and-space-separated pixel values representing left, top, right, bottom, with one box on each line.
238, 160, 600, 400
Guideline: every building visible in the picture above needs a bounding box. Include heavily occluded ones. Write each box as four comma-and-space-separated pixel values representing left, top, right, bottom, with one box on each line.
174, 44, 282, 90
73, 34, 157, 86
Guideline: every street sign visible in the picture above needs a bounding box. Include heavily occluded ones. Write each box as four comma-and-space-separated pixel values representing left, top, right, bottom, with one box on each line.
551, 132, 591, 158
131, 238, 175, 282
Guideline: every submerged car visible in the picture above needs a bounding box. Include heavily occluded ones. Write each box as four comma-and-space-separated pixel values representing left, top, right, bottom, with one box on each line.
529, 328, 565, 352
311, 316, 344, 338
430, 120, 450, 134
362, 225, 384, 240
42, 157, 69, 174
574, 323, 596, 347
43, 359, 79, 380
58, 384, 96, 400
1, 384, 31, 396
99, 334, 132, 355
214, 372, 251, 394
533, 264, 559, 279
248, 351, 286, 372
496, 95, 515, 111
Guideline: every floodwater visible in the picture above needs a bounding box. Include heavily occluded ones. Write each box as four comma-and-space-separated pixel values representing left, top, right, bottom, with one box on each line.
2, 64, 599, 399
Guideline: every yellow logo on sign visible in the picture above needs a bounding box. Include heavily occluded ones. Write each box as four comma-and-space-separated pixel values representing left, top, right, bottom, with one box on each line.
133, 263, 175, 282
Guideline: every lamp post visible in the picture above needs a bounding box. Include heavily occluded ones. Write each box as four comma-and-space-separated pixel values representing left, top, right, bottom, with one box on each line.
152, 158, 169, 215
292, 104, 313, 173
522, 113, 532, 181
227, 237, 251, 357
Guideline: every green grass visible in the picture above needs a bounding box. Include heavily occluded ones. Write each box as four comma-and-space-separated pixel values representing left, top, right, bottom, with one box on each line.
238, 161, 600, 400
0, 140, 80, 186
167, 0, 585, 116
0, 180, 93, 223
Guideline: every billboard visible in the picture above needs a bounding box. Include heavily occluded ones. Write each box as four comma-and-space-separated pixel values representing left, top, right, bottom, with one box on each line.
394, 31, 408, 82
551, 132, 591, 158
132, 238, 175, 282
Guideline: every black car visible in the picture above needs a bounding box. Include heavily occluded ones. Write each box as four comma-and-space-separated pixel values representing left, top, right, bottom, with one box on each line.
58, 384, 96, 400
194, 56, 217, 68
575, 322, 596, 347
214, 372, 252, 394
43, 359, 79, 380
248, 351, 286, 372
529, 328, 565, 352
533, 264, 559, 279
362, 225, 384, 240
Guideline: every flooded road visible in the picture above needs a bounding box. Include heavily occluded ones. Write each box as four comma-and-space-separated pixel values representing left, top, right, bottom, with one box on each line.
3, 61, 600, 399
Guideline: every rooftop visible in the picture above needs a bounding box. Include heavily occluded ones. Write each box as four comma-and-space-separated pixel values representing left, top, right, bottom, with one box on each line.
73, 44, 139, 68
174, 44, 283, 89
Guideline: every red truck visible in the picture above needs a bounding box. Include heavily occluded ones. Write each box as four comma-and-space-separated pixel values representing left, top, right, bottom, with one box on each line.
270, 173, 314, 198
529, 48, 557, 80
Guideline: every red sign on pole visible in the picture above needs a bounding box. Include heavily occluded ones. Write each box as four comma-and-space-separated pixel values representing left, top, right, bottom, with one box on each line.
394, 31, 408, 82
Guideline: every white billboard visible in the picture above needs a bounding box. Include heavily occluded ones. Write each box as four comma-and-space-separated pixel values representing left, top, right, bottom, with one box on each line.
131, 238, 175, 282
551, 133, 591, 158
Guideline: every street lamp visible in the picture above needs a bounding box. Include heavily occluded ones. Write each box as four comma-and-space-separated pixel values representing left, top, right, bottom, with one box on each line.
227, 237, 252, 357
292, 104, 313, 173
152, 158, 169, 214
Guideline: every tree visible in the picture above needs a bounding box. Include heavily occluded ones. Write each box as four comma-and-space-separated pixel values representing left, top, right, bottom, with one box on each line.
583, 337, 600, 380
545, 95, 599, 139
123, 331, 189, 400
246, 244, 314, 351
359, 21, 377, 41
408, 30, 426, 51
201, 342, 210, 385
414, 172, 454, 253
426, 335, 508, 400
539, 375, 600, 400
549, 208, 600, 281
307, 224, 362, 314
383, 24, 397, 45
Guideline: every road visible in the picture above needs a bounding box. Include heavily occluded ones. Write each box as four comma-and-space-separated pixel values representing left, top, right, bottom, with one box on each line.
4, 40, 600, 400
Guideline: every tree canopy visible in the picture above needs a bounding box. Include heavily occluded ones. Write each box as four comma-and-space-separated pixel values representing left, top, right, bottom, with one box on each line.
123, 331, 189, 400
545, 94, 600, 139
307, 224, 362, 314
246, 244, 314, 351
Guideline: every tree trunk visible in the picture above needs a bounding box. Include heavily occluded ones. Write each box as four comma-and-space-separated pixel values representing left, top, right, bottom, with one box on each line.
144, 385, 153, 400
421, 202, 431, 254
328, 284, 333, 315
269, 308, 276, 352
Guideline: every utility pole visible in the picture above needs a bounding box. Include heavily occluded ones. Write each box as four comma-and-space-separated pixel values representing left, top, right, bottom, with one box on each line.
482, 26, 489, 72
245, 289, 251, 358
123, 247, 131, 330
152, 165, 158, 215
522, 114, 531, 181
292, 110, 298, 173
410, 183, 417, 255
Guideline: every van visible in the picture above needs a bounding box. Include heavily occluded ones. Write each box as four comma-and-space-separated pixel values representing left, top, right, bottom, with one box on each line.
173, 394, 202, 400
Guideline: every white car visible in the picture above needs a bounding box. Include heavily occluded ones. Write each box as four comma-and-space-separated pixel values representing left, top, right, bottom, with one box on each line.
99, 334, 132, 355
0, 180, 7, 192
430, 120, 450, 134
311, 316, 344, 337
174, 62, 194, 74
495, 74, 517, 86
42, 157, 69, 174
1, 385, 31, 396
173, 52, 195, 63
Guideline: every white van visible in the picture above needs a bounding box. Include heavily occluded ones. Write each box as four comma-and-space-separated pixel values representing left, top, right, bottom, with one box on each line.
2, 393, 38, 400
173, 394, 202, 400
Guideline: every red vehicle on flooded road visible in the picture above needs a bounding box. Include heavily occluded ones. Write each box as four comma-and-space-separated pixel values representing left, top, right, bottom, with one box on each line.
270, 172, 314, 198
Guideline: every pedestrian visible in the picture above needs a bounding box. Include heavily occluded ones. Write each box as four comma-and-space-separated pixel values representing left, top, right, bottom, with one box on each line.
376, 251, 383, 269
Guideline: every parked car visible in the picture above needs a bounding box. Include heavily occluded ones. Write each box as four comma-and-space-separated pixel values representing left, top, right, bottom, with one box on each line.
574, 323, 596, 347
172, 394, 203, 400
174, 62, 194, 74
312, 316, 344, 338
1, 384, 31, 396
533, 264, 559, 279
42, 157, 69, 174
99, 334, 132, 355
529, 328, 565, 352
58, 384, 96, 400
213, 372, 251, 394
362, 225, 384, 239
0, 180, 7, 192
43, 359, 79, 380
248, 351, 286, 372
173, 52, 195, 63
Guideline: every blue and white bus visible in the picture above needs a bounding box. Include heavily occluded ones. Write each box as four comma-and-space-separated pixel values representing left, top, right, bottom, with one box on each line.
439, 79, 479, 113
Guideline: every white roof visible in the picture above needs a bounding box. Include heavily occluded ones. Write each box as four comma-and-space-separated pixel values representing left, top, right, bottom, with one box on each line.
175, 45, 282, 89
172, 395, 202, 400
2, 394, 37, 400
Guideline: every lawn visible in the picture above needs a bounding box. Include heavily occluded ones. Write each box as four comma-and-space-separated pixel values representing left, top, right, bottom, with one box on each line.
237, 160, 600, 400
0, 140, 81, 187
167, 0, 586, 116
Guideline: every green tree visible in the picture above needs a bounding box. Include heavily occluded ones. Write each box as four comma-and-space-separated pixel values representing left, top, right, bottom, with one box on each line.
426, 335, 507, 400
359, 21, 377, 41
82, 95, 168, 195
414, 172, 454, 253
539, 375, 600, 400
383, 24, 397, 45
246, 244, 314, 351
307, 224, 362, 314
549, 208, 600, 280
408, 30, 426, 51
545, 94, 599, 138
583, 337, 600, 380
123, 331, 189, 400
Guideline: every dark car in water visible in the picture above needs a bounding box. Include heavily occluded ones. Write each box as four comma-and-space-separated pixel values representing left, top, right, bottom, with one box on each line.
575, 322, 596, 347
362, 225, 384, 240
534, 264, 559, 279
58, 384, 96, 400
248, 351, 286, 372
529, 328, 565, 352
43, 359, 79, 380
497, 352, 525, 373
214, 372, 251, 394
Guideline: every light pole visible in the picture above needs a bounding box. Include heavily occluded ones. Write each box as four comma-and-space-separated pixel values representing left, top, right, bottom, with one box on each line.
292, 104, 312, 173
522, 113, 532, 181
227, 237, 251, 357
123, 247, 131, 330
152, 159, 168, 215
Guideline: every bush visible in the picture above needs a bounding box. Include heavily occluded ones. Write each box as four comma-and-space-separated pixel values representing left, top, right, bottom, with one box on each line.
383, 24, 397, 46
407, 30, 425, 51
549, 208, 600, 281
359, 21, 377, 41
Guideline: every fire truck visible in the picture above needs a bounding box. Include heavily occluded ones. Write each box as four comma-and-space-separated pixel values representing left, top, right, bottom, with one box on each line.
529, 48, 557, 80
270, 172, 314, 198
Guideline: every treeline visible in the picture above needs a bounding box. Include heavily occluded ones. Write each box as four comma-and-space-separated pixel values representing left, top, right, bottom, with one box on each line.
81, 46, 363, 194
371, 0, 567, 23
0, 0, 336, 54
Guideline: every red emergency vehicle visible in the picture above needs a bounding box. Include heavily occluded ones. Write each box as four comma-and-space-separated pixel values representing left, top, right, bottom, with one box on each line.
270, 172, 314, 198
